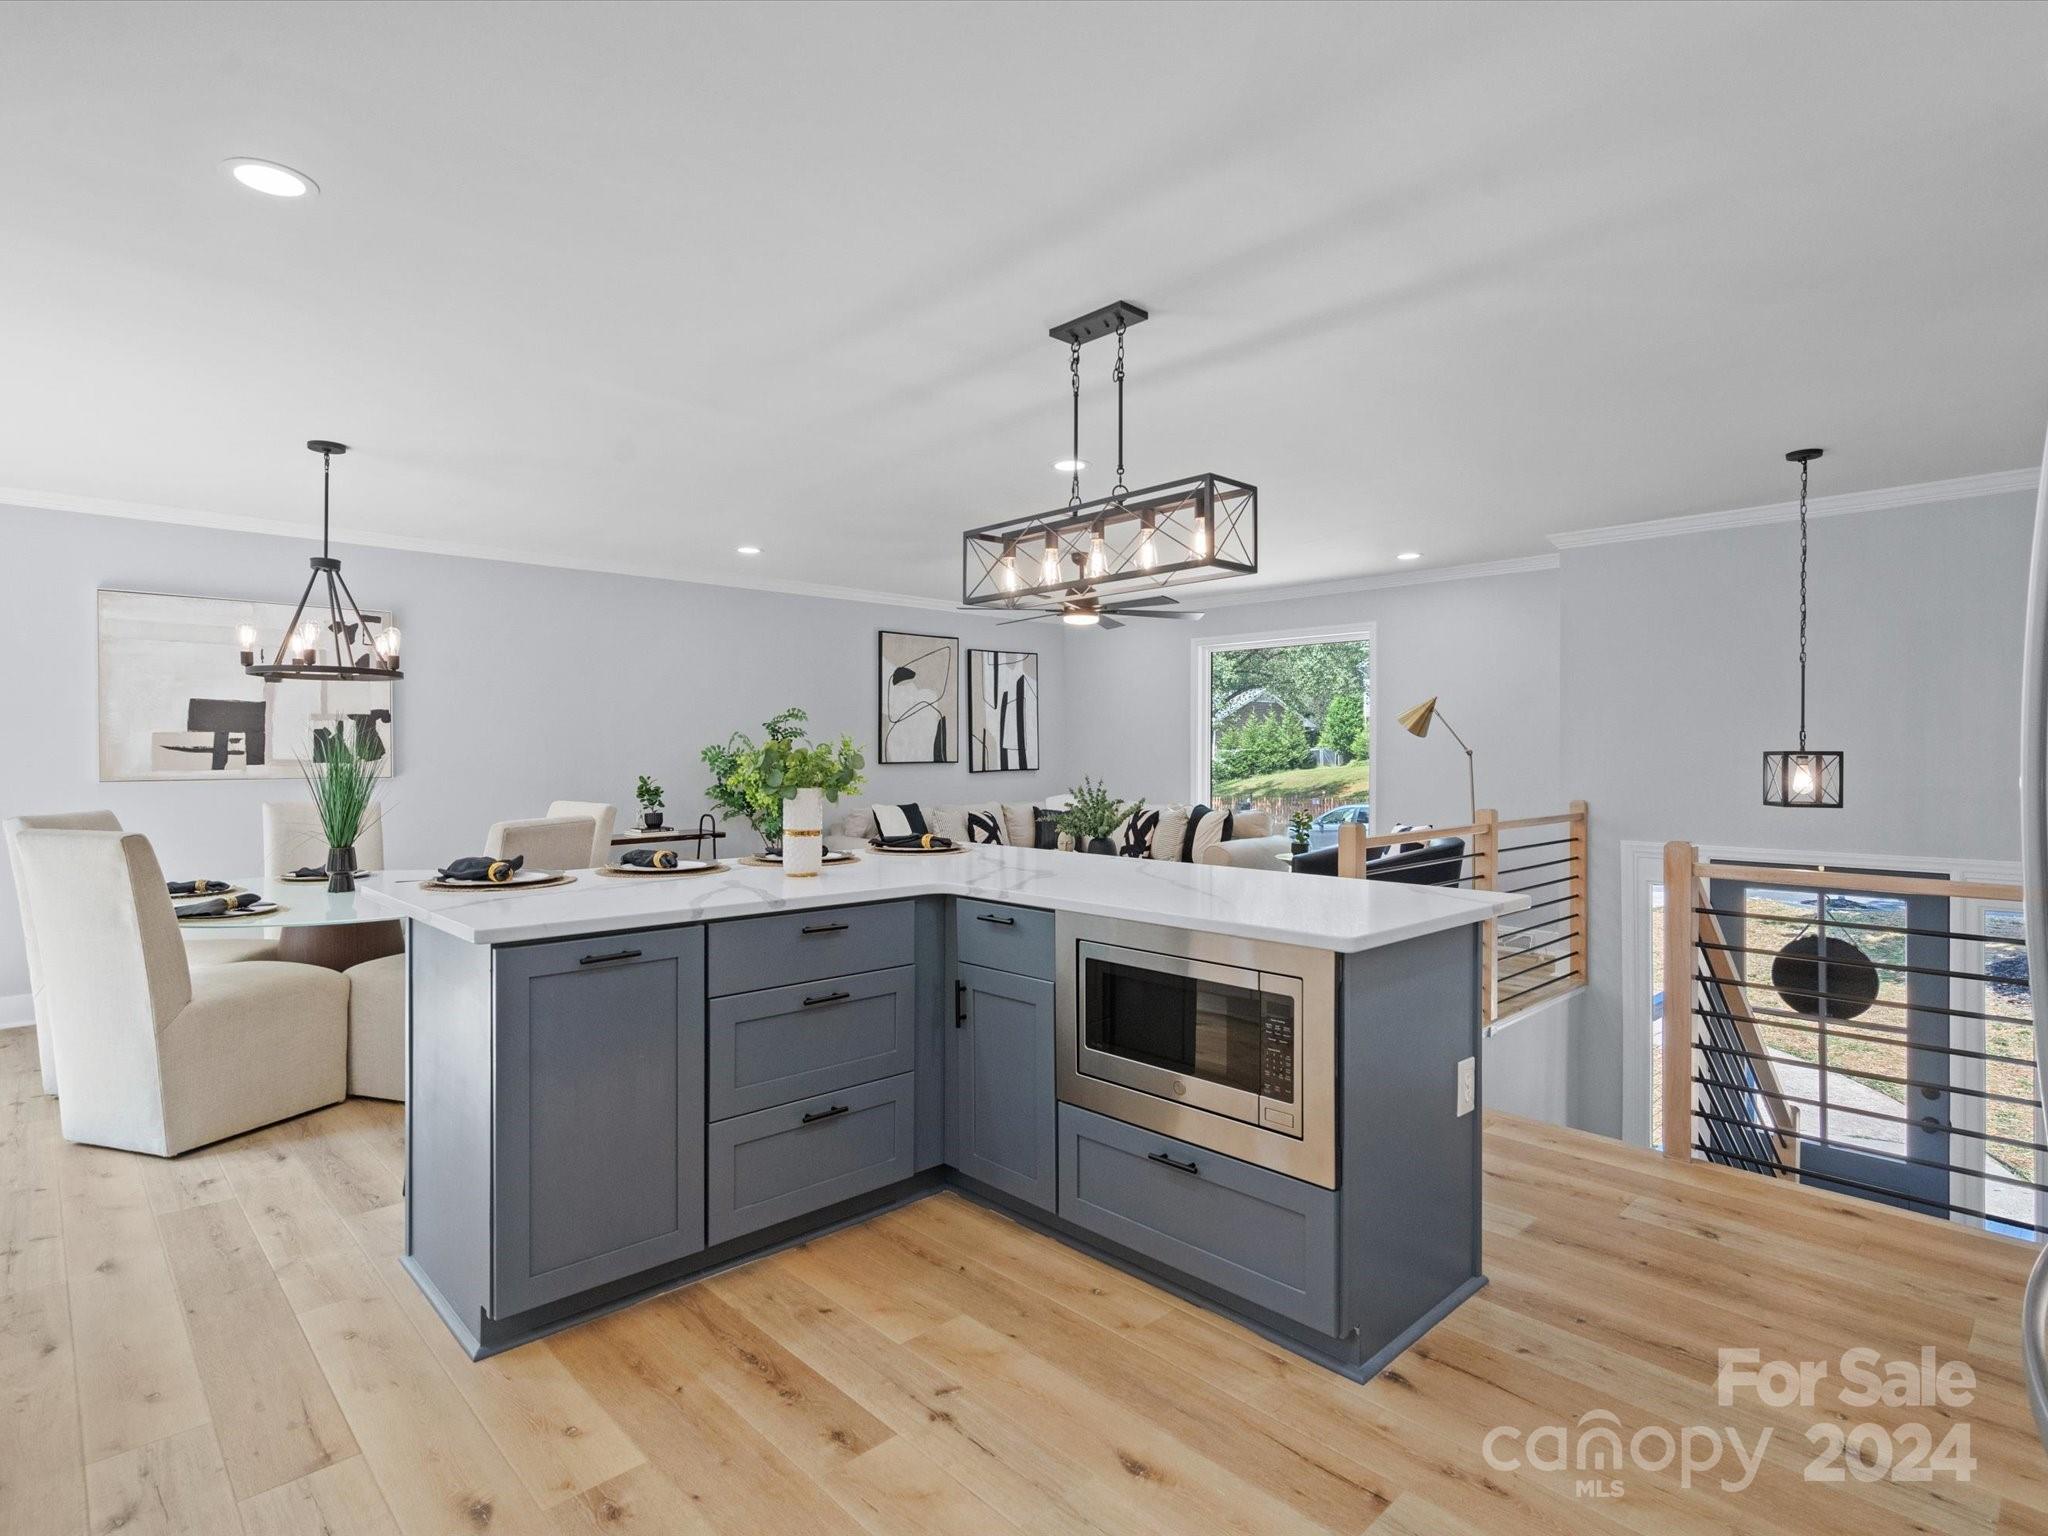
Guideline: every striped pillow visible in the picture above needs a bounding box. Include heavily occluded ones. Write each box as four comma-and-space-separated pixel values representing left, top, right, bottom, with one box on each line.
870, 803, 928, 840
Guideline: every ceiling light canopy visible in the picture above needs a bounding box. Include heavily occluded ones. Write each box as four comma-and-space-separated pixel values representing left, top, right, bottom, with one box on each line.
224, 157, 317, 198
963, 300, 1257, 613
240, 441, 402, 683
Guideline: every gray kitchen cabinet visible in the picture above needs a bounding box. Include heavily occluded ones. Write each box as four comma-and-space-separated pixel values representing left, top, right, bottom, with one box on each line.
707, 964, 917, 1119
707, 1071, 918, 1245
491, 926, 706, 1316
947, 961, 1056, 1211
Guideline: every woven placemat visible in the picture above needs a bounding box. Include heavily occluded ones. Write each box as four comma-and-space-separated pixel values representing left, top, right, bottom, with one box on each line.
417, 873, 578, 893
594, 861, 728, 879
738, 851, 863, 869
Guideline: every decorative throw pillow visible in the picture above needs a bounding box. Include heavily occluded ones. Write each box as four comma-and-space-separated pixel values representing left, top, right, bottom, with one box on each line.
871, 803, 928, 840
1149, 804, 1192, 862
1231, 809, 1271, 839
1030, 807, 1062, 850
999, 803, 1039, 847
930, 804, 1008, 845
1114, 806, 1162, 859
1182, 804, 1236, 864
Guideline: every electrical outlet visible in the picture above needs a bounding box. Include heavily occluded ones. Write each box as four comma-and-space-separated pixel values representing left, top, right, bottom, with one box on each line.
1456, 1056, 1476, 1117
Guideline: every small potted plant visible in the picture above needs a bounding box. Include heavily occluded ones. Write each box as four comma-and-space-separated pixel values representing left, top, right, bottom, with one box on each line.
1289, 810, 1313, 855
1058, 776, 1141, 856
634, 774, 665, 830
301, 732, 382, 892
757, 729, 866, 878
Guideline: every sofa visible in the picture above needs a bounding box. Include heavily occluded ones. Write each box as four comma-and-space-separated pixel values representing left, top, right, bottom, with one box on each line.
827, 798, 1276, 865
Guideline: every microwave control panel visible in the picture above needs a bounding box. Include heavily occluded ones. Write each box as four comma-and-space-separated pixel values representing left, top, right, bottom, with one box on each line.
1259, 999, 1296, 1107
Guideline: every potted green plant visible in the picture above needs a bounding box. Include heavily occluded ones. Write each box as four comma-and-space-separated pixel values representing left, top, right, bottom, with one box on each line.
301, 732, 382, 892
1289, 810, 1313, 855
700, 708, 830, 859
1058, 776, 1141, 856
634, 774, 666, 830
757, 730, 866, 877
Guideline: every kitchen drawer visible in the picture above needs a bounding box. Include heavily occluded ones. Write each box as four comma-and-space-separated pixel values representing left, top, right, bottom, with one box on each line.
1057, 1103, 1338, 1333
707, 902, 914, 997
707, 1072, 918, 1246
953, 899, 1054, 980
709, 965, 916, 1119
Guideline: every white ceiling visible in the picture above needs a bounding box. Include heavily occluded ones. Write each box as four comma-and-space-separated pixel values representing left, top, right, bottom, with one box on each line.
3, 1, 2045, 605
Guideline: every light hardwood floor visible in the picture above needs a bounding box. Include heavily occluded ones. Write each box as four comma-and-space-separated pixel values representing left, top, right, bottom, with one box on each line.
4, 1022, 2043, 1535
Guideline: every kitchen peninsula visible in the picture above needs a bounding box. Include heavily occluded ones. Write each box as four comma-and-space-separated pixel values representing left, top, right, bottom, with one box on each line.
360, 847, 1522, 1378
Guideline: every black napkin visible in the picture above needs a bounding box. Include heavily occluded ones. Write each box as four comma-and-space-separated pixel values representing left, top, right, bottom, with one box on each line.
436, 854, 526, 883
620, 848, 681, 869
869, 834, 956, 850
291, 865, 328, 879
167, 878, 231, 896
177, 892, 264, 918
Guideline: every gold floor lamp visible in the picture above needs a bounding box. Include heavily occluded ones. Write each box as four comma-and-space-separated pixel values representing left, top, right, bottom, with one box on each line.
1397, 696, 1475, 824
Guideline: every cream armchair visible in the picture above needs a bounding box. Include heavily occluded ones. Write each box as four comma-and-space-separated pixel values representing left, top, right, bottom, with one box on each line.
484, 815, 599, 871
545, 800, 617, 866
262, 800, 387, 877
12, 829, 348, 1155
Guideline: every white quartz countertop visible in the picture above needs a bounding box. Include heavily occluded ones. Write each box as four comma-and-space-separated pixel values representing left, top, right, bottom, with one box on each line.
354, 845, 1525, 952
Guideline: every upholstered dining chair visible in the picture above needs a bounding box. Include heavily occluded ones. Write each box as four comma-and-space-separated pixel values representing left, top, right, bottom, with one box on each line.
483, 815, 599, 871
11, 828, 349, 1155
262, 799, 388, 878
5, 809, 279, 1098
545, 800, 617, 866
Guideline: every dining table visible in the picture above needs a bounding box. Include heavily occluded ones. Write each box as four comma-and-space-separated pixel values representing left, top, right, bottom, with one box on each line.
177, 874, 407, 971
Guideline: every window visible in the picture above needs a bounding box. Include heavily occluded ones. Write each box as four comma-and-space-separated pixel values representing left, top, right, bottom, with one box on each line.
1193, 628, 1371, 841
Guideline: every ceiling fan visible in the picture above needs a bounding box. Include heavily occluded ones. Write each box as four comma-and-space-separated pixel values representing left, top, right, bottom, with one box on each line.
981, 592, 1201, 631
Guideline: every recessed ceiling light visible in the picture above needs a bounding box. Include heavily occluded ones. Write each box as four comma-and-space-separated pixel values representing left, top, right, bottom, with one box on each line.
1396, 551, 1421, 561
224, 158, 317, 198
736, 545, 761, 556
1052, 459, 1088, 473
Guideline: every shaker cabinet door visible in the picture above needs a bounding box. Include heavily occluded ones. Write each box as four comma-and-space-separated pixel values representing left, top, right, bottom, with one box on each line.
947, 962, 1057, 1212
492, 927, 706, 1317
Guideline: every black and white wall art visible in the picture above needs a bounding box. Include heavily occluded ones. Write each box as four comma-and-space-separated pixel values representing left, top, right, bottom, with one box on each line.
877, 630, 959, 764
96, 589, 396, 782
967, 648, 1038, 772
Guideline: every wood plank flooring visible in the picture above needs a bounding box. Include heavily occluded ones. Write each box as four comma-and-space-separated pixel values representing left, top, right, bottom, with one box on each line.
2, 1024, 2042, 1535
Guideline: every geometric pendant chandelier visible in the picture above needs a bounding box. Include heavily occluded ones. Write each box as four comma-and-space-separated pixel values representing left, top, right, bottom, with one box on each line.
961, 300, 1257, 613
239, 440, 404, 682
1762, 447, 1840, 807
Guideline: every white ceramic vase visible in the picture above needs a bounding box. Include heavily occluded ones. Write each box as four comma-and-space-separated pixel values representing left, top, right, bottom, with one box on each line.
782, 787, 825, 876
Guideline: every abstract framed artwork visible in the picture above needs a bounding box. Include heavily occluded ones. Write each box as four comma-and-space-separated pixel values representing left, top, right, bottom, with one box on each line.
967, 648, 1038, 773
96, 589, 396, 782
877, 630, 958, 764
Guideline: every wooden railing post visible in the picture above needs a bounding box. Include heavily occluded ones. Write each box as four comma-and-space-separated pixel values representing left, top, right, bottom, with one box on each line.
1661, 840, 1697, 1159
1337, 821, 1367, 880
1567, 800, 1588, 990
1472, 808, 1499, 1025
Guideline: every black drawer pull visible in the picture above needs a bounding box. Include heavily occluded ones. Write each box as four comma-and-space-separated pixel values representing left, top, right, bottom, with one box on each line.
1148, 1151, 1201, 1177
800, 921, 849, 936
579, 948, 643, 967
801, 1104, 850, 1124
802, 990, 851, 1008
975, 912, 1018, 927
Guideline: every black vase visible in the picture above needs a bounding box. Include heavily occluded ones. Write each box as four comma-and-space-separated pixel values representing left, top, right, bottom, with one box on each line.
1085, 836, 1116, 856
326, 843, 357, 893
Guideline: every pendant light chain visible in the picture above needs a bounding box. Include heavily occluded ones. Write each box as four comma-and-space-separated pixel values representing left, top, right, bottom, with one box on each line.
1068, 338, 1082, 509
1797, 454, 1809, 752
320, 445, 333, 562
1112, 318, 1128, 500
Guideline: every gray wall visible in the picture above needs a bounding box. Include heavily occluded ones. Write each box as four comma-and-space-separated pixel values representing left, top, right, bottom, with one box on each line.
1060, 565, 1563, 826
1560, 489, 2034, 1135
0, 503, 1071, 1005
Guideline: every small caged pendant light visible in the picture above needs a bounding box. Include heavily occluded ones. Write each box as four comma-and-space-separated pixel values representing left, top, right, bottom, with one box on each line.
1762, 447, 1841, 807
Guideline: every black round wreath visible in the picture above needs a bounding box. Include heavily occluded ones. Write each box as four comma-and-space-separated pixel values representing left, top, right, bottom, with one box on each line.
1770, 933, 1881, 1021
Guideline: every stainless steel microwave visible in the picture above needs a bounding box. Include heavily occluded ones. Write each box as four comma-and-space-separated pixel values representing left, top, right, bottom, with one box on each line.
1055, 912, 1337, 1187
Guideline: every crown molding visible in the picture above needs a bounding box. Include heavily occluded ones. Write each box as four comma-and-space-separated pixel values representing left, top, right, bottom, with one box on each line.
1187, 552, 1559, 609
0, 486, 965, 614
1549, 467, 2040, 550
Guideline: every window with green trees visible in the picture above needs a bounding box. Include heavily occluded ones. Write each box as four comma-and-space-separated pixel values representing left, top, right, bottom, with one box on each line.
1202, 632, 1370, 841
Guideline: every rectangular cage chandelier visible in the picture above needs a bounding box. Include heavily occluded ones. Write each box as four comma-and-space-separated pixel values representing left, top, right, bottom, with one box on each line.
961, 300, 1257, 609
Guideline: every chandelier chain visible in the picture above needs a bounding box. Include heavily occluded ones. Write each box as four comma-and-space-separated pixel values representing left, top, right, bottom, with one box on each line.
1112, 318, 1127, 499
1068, 339, 1082, 509
1797, 453, 1808, 751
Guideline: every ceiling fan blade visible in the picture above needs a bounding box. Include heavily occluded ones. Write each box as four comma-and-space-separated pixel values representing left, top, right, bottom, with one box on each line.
998, 612, 1055, 625
1098, 616, 1125, 630
1118, 609, 1202, 621
1104, 594, 1179, 610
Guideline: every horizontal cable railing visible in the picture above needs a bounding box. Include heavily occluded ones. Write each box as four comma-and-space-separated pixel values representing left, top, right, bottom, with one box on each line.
1661, 841, 2041, 1235
1338, 802, 1588, 1026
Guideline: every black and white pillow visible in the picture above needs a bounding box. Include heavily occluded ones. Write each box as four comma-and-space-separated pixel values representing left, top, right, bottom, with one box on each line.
1031, 807, 1063, 849
870, 803, 928, 840
1181, 804, 1235, 864
965, 809, 1007, 845
1115, 807, 1162, 858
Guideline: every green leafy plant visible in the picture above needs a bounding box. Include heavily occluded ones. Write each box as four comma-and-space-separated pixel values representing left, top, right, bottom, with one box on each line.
301, 734, 382, 849
1288, 810, 1313, 852
759, 734, 866, 801
1057, 776, 1142, 845
634, 774, 664, 813
701, 708, 865, 840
